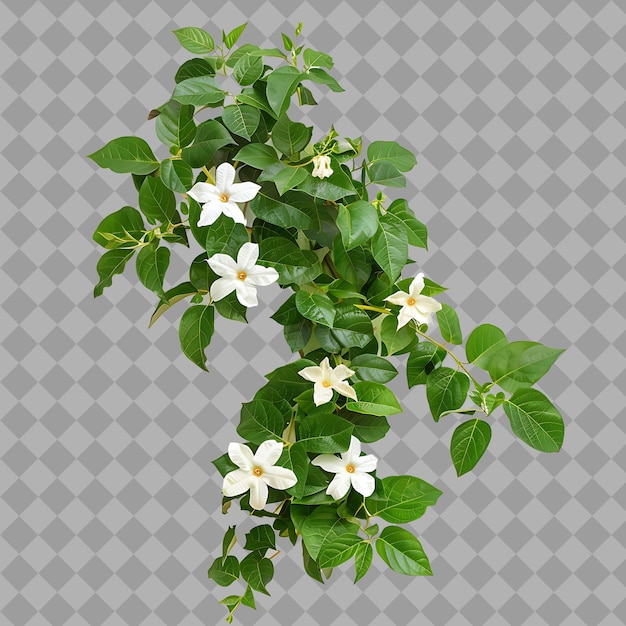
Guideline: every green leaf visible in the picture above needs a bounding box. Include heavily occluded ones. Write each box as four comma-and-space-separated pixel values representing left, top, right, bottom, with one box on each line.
266, 66, 303, 116
279, 441, 309, 499
371, 213, 408, 282
367, 140, 417, 172
375, 526, 432, 576
173, 27, 214, 54
223, 23, 247, 49
354, 542, 373, 583
94, 248, 135, 297
204, 213, 249, 258
259, 237, 322, 285
93, 206, 145, 249
337, 201, 379, 250
172, 76, 225, 107
450, 419, 492, 477
272, 114, 313, 156
208, 555, 239, 586
284, 319, 313, 352
241, 585, 255, 609
244, 525, 276, 552
138, 177, 176, 224
240, 552, 273, 595
155, 100, 196, 149
271, 293, 300, 325
213, 452, 238, 477
339, 410, 390, 443
237, 399, 287, 444
175, 57, 215, 83
487, 341, 565, 393
234, 144, 279, 169
406, 343, 446, 387
297, 159, 356, 201
136, 242, 170, 300
222, 526, 237, 562
387, 199, 427, 249
237, 85, 277, 118
233, 53, 264, 85
347, 382, 402, 416
87, 137, 158, 175
149, 282, 198, 327
300, 507, 359, 560
318, 534, 362, 568
330, 304, 373, 349
273, 166, 308, 195
302, 541, 324, 583
332, 237, 370, 289
503, 389, 564, 452
380, 314, 417, 356
436, 303, 462, 345
303, 48, 333, 70
295, 291, 335, 327
304, 68, 344, 92
466, 323, 508, 369
426, 367, 470, 421
215, 292, 248, 324
297, 414, 354, 453
251, 187, 317, 230
350, 354, 398, 383
366, 475, 442, 524
160, 159, 193, 193
262, 358, 317, 401
181, 119, 234, 168
179, 305, 215, 370
368, 161, 406, 187
222, 104, 260, 141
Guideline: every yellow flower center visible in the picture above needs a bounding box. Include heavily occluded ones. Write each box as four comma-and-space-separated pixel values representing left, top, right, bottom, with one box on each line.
252, 467, 263, 477
322, 380, 332, 388
220, 193, 229, 203
407, 297, 416, 306
345, 465, 355, 473
237, 271, 247, 281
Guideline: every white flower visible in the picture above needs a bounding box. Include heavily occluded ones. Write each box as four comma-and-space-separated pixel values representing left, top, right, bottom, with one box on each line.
298, 357, 357, 406
208, 242, 278, 307
311, 154, 333, 179
222, 440, 298, 510
312, 436, 377, 499
187, 162, 260, 226
384, 272, 442, 329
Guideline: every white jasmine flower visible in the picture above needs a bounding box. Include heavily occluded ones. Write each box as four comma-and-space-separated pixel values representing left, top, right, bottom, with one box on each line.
312, 436, 377, 499
311, 154, 333, 179
208, 242, 278, 307
384, 272, 442, 328
222, 440, 298, 510
187, 162, 260, 226
298, 357, 357, 406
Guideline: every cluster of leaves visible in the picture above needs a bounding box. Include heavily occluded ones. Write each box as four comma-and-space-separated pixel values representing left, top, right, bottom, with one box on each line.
88, 23, 565, 622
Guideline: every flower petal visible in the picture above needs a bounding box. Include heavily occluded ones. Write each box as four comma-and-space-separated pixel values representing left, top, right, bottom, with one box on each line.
331, 364, 355, 382
220, 201, 246, 225
229, 181, 261, 203
326, 472, 351, 500
409, 273, 425, 297
311, 454, 345, 473
343, 435, 361, 463
385, 291, 409, 306
216, 162, 236, 191
187, 182, 220, 204
245, 264, 279, 286
236, 242, 259, 269
350, 471, 375, 497
354, 453, 378, 473
227, 442, 254, 470
262, 466, 297, 491
197, 201, 224, 227
313, 382, 334, 406
234, 281, 258, 307
222, 469, 252, 497
207, 253, 237, 277
298, 366, 323, 383
396, 305, 415, 329
332, 381, 357, 402
210, 277, 236, 302
414, 295, 442, 314
248, 477, 269, 510
254, 439, 284, 466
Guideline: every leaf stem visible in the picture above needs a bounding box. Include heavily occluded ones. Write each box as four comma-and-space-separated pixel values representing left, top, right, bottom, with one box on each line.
202, 166, 216, 184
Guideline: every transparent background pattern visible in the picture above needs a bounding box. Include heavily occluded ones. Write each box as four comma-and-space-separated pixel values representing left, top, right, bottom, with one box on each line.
1, 1, 625, 625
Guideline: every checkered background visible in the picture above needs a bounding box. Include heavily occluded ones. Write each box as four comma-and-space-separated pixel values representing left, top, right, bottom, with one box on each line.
2, 1, 625, 624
